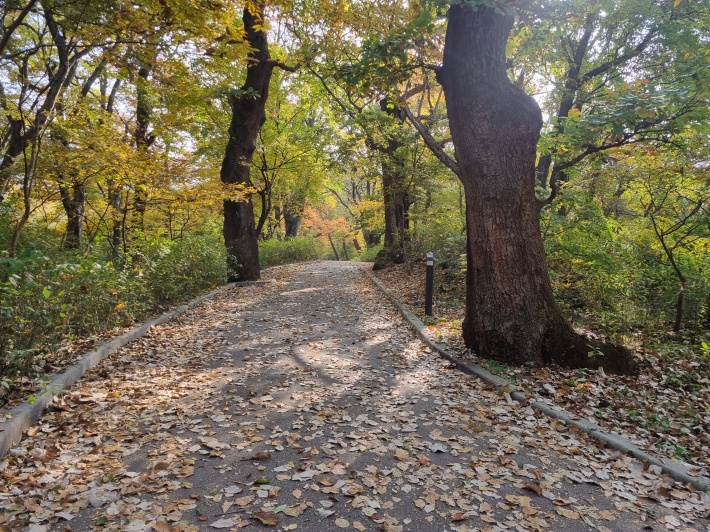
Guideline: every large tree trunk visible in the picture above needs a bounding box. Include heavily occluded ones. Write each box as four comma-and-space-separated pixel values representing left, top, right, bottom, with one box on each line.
220, 2, 276, 282
439, 4, 633, 372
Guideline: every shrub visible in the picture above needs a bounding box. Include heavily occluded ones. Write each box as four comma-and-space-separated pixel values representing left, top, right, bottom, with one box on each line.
141, 234, 228, 305
0, 234, 227, 385
354, 243, 383, 263
259, 237, 319, 268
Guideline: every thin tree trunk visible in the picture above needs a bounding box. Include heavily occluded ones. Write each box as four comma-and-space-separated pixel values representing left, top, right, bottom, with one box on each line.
9, 141, 41, 256
255, 189, 271, 238
439, 4, 633, 372
674, 283, 685, 333
327, 233, 340, 261
342, 239, 349, 261
130, 58, 155, 238
107, 179, 126, 256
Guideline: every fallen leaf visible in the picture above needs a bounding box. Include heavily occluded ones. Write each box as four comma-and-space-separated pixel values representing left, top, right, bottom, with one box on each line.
243, 451, 271, 461
210, 518, 237, 529
523, 481, 543, 496
250, 511, 279, 526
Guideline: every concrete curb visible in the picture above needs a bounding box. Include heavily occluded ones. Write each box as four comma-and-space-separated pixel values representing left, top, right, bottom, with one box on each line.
0, 283, 237, 459
366, 271, 710, 492
234, 279, 276, 287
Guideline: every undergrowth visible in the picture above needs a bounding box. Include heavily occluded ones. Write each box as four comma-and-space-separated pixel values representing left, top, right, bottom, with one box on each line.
259, 236, 319, 268
0, 234, 227, 394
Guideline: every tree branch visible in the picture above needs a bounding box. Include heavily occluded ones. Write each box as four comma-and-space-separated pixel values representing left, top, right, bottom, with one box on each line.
0, 0, 39, 56
268, 59, 299, 72
327, 186, 356, 218
401, 105, 459, 175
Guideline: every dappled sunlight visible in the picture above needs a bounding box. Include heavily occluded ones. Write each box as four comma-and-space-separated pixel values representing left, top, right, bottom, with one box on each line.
1, 262, 707, 531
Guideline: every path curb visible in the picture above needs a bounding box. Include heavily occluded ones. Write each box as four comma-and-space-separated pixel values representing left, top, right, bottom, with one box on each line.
366, 271, 710, 492
233, 279, 276, 287
0, 283, 237, 459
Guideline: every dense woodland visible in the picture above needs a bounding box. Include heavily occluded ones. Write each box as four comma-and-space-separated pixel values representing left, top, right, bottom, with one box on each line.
1, 0, 709, 388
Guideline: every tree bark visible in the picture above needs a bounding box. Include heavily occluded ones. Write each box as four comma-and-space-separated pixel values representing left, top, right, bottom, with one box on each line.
130, 58, 155, 239
220, 2, 276, 282
283, 202, 301, 238
439, 4, 633, 372
327, 233, 340, 261
379, 98, 410, 264
58, 177, 86, 249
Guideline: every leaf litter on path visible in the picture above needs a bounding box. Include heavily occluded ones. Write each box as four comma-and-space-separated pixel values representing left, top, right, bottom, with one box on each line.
374, 263, 710, 477
0, 261, 707, 531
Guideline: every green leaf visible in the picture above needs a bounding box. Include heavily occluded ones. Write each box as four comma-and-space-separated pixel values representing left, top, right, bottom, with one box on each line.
42, 287, 51, 299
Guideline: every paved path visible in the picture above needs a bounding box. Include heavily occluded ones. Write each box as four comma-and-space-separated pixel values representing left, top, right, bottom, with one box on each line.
1, 262, 707, 531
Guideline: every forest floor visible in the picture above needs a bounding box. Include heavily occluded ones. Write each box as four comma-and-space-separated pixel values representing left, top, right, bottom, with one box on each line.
373, 264, 710, 478
0, 261, 707, 531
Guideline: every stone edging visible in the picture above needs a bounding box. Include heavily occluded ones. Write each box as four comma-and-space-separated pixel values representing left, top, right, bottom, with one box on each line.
233, 279, 276, 287
365, 270, 710, 492
0, 283, 237, 459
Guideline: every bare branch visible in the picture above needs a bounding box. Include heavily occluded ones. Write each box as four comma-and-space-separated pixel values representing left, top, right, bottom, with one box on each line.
401, 105, 459, 175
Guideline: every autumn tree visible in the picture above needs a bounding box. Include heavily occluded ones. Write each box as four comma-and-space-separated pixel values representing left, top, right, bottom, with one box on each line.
220, 1, 297, 282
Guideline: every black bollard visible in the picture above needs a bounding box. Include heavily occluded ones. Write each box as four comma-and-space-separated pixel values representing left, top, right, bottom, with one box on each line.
425, 252, 434, 316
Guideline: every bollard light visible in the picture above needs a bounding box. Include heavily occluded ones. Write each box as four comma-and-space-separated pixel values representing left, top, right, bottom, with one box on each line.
425, 252, 435, 317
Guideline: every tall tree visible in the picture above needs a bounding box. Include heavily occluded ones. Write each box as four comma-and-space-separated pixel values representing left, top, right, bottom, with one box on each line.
220, 1, 296, 281
439, 1, 633, 371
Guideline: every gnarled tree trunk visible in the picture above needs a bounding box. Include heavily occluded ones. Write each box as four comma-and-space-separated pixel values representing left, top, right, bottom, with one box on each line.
439, 4, 633, 372
220, 2, 275, 282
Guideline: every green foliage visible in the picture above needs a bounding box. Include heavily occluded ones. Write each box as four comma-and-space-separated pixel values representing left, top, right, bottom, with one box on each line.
0, 234, 226, 384
258, 237, 320, 269
409, 188, 466, 271
353, 243, 383, 263
140, 235, 228, 305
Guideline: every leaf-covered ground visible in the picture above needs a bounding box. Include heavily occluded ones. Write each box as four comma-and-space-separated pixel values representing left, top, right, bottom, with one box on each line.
373, 264, 710, 477
0, 261, 708, 531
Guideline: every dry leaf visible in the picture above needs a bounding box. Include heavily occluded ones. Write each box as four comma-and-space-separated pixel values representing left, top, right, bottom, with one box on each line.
250, 511, 279, 526
243, 452, 271, 461
523, 481, 543, 496
210, 518, 237, 529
